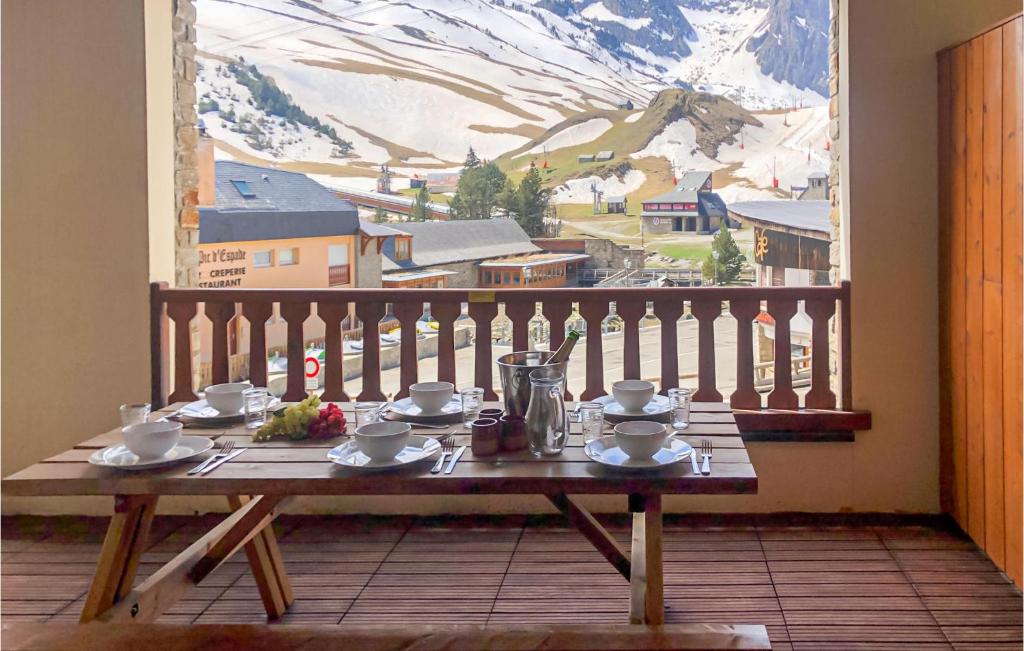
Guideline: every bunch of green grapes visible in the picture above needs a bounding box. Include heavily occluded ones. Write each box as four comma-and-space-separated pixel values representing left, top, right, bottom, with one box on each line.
253, 394, 322, 441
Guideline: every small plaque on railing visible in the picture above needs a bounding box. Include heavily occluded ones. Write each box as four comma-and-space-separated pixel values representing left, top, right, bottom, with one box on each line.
468, 291, 496, 303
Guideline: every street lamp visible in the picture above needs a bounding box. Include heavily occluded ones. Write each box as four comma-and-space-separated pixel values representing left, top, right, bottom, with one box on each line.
711, 249, 720, 286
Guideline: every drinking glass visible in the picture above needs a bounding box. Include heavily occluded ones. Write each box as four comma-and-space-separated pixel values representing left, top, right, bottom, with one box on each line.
119, 402, 151, 427
461, 387, 484, 427
243, 388, 270, 430
354, 401, 386, 427
668, 388, 692, 430
577, 402, 605, 443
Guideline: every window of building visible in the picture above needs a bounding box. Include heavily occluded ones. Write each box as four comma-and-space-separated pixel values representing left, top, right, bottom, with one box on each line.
278, 248, 298, 266
253, 250, 273, 268
483, 271, 492, 284
230, 179, 256, 198
513, 273, 520, 284
328, 244, 350, 286
395, 238, 411, 260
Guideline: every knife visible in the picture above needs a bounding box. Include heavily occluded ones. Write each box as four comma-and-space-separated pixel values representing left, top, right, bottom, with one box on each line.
689, 446, 701, 476
199, 448, 245, 475
444, 446, 467, 475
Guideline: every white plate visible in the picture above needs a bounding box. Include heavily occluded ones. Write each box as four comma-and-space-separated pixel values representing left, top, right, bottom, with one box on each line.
327, 435, 441, 469
88, 436, 215, 470
388, 396, 463, 422
584, 435, 693, 470
595, 394, 671, 419
177, 398, 279, 422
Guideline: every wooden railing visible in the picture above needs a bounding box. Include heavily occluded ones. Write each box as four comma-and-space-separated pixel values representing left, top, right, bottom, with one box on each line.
150, 282, 867, 432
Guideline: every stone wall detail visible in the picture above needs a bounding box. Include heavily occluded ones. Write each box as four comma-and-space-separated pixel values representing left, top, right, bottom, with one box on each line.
173, 0, 199, 287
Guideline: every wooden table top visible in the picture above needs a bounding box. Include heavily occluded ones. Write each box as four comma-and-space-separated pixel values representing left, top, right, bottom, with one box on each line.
1, 402, 756, 497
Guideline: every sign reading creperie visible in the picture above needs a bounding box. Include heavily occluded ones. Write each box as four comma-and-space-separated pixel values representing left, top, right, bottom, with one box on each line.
198, 248, 247, 288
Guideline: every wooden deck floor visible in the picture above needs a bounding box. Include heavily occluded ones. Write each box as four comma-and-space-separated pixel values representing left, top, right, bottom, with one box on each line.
1, 515, 1020, 650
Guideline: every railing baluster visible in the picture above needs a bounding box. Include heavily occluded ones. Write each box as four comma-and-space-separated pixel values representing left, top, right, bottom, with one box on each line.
205, 301, 235, 385
432, 302, 461, 386
579, 299, 608, 400
690, 299, 722, 402
279, 302, 309, 402
839, 280, 853, 410
505, 301, 534, 352
150, 282, 169, 408
317, 302, 349, 402
766, 299, 799, 409
542, 300, 574, 400
653, 301, 684, 395
167, 302, 198, 403
356, 302, 386, 401
468, 301, 499, 401
393, 301, 422, 399
729, 299, 761, 409
242, 302, 272, 390
618, 299, 646, 380
804, 298, 837, 409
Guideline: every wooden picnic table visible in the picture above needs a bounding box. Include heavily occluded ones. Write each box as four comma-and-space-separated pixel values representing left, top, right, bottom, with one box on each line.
1, 401, 757, 628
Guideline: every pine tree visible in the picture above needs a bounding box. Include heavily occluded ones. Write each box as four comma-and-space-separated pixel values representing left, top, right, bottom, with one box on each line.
463, 146, 481, 170
448, 161, 508, 220
515, 163, 550, 237
498, 177, 519, 219
702, 223, 746, 284
410, 185, 430, 221
373, 207, 387, 223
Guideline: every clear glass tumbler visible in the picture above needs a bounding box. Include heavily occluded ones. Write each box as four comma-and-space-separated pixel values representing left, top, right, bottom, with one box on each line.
668, 388, 692, 430
119, 403, 151, 427
243, 388, 270, 430
354, 401, 386, 427
461, 387, 484, 427
577, 401, 605, 443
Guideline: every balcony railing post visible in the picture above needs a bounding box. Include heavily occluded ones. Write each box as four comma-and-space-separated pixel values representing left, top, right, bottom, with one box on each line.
805, 298, 838, 409
317, 301, 349, 402
242, 302, 272, 390
432, 302, 461, 386
618, 299, 646, 380
166, 300, 199, 404
653, 301, 684, 395
356, 301, 386, 402
279, 302, 310, 402
393, 301, 422, 399
469, 301, 499, 401
690, 299, 722, 402
729, 299, 760, 410
766, 299, 799, 410
205, 301, 235, 386
840, 280, 853, 411
149, 282, 169, 408
579, 299, 608, 400
542, 300, 574, 400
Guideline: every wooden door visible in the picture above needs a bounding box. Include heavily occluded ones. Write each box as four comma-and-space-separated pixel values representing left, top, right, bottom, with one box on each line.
938, 14, 1023, 588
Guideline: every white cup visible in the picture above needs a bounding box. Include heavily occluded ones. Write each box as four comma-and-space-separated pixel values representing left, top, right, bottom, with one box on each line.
612, 380, 656, 413
409, 381, 454, 415
613, 420, 670, 459
354, 421, 412, 461
204, 382, 252, 414
123, 421, 182, 460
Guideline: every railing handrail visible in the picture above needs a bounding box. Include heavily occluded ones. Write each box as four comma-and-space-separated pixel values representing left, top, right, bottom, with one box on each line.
154, 285, 848, 303
150, 282, 854, 416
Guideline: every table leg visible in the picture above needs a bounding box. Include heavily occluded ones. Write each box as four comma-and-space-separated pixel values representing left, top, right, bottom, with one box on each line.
228, 495, 294, 619
628, 493, 664, 625
80, 495, 159, 623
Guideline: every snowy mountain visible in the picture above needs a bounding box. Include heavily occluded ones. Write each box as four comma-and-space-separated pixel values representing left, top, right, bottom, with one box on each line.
194, 0, 830, 200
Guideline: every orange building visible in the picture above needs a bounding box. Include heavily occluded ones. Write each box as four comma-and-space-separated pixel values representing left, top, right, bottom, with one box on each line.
477, 253, 589, 288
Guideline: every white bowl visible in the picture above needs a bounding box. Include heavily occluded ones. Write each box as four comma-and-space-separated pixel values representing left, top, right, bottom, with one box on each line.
613, 420, 670, 459
409, 381, 454, 415
122, 421, 183, 460
612, 380, 656, 413
354, 421, 411, 461
204, 382, 252, 414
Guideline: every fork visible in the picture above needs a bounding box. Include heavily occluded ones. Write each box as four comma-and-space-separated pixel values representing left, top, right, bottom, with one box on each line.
431, 435, 455, 474
700, 439, 712, 476
187, 439, 235, 475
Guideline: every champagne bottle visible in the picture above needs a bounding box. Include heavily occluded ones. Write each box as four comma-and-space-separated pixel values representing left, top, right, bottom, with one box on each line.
547, 330, 580, 364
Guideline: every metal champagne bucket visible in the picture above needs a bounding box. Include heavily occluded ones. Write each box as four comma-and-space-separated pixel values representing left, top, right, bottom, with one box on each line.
496, 351, 568, 418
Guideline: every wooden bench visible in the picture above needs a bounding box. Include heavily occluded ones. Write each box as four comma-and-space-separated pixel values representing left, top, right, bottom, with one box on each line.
0, 623, 772, 650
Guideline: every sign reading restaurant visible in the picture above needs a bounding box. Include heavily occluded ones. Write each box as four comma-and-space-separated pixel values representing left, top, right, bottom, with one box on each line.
198, 248, 247, 288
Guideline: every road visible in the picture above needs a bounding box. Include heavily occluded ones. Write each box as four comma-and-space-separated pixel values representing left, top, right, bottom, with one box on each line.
340, 318, 742, 399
